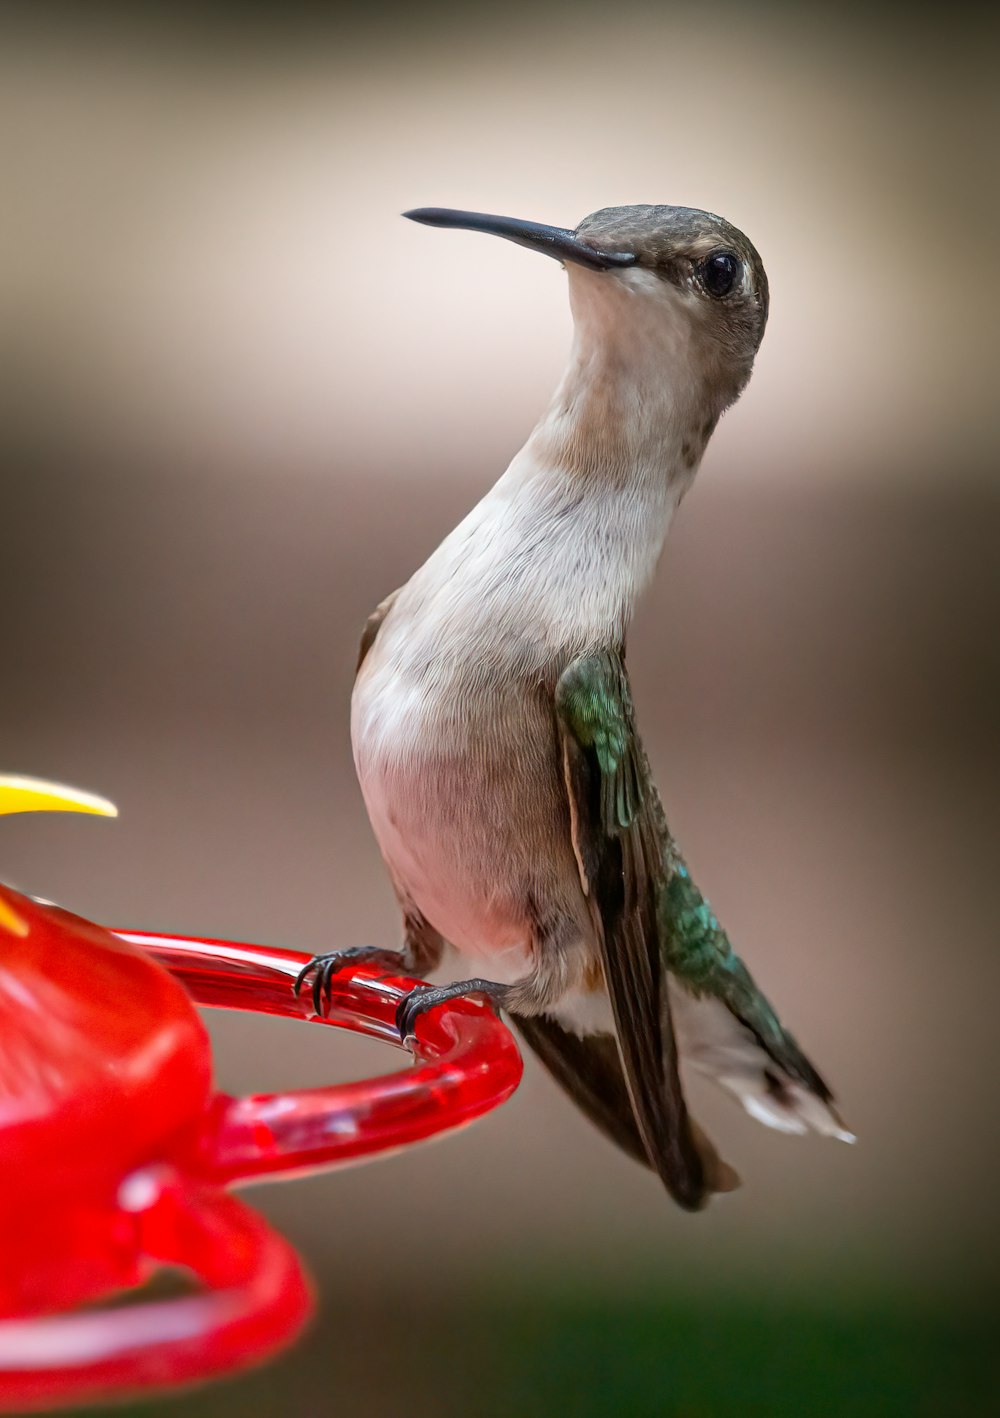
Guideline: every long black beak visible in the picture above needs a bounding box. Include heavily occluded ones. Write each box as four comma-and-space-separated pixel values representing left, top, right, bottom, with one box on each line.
404, 208, 636, 272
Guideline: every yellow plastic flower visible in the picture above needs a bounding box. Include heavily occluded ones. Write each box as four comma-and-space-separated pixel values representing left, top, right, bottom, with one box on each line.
0, 775, 118, 820
0, 775, 117, 934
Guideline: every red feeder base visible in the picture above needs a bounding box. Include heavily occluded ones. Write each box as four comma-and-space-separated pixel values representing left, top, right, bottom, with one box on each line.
0, 888, 522, 1410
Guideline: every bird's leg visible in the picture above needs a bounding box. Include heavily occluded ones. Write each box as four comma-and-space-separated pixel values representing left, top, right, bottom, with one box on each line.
396, 978, 514, 1043
295, 910, 444, 1017
395, 930, 571, 1043
295, 946, 406, 1017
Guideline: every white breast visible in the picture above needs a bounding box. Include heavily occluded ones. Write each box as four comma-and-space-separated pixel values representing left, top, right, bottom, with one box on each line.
350, 323, 697, 974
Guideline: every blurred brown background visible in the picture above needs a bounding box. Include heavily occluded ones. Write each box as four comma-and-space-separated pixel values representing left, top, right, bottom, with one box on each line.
1, 4, 997, 1414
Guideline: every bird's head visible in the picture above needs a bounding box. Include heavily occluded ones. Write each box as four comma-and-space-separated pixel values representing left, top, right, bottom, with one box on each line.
405, 204, 769, 421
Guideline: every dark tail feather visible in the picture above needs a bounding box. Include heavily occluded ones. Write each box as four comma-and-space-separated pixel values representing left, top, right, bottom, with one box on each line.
511, 1012, 740, 1194
512, 1012, 650, 1166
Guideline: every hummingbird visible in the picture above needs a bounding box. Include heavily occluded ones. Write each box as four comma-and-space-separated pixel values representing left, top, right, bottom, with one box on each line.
299, 204, 853, 1209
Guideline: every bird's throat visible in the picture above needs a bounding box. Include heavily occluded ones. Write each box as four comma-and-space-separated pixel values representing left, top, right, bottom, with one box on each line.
528, 266, 718, 497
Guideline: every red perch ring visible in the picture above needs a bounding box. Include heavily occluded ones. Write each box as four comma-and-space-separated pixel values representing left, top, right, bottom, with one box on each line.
120, 926, 525, 1185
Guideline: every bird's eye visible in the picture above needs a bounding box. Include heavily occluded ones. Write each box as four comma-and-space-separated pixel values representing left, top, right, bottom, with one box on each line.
702, 251, 740, 297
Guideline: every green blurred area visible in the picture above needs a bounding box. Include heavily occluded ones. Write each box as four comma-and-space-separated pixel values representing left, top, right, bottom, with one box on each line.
71, 1290, 991, 1418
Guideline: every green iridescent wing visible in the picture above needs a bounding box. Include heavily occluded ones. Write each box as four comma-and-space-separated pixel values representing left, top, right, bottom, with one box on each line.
554, 649, 712, 1210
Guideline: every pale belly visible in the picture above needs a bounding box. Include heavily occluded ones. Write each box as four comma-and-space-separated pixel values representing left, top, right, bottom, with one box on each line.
351, 648, 591, 990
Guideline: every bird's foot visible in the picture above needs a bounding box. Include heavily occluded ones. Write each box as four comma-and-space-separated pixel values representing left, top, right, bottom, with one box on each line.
295, 946, 406, 1016
395, 978, 507, 1045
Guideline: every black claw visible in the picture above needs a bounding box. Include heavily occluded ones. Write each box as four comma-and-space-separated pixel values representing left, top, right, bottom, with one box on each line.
294, 947, 404, 1016
313, 961, 329, 1016
293, 957, 317, 999
394, 978, 504, 1044
395, 985, 436, 1042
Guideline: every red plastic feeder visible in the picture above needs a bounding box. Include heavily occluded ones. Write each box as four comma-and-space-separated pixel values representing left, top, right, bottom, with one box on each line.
0, 885, 522, 1410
